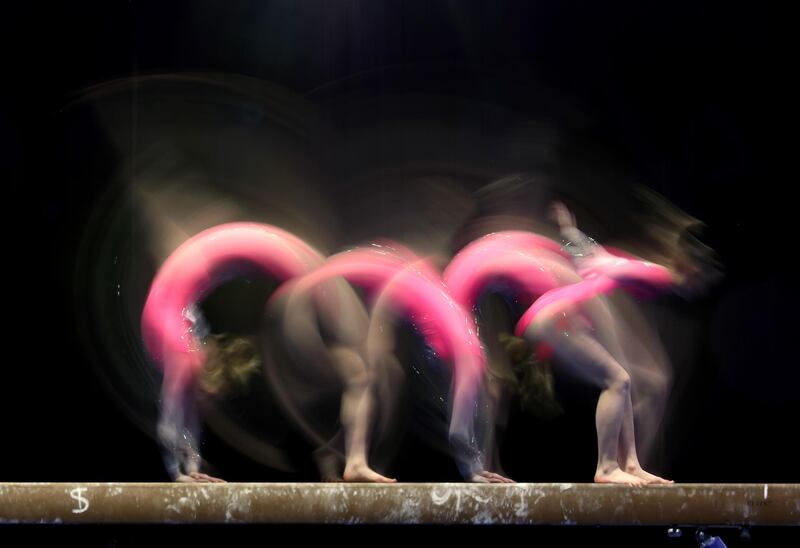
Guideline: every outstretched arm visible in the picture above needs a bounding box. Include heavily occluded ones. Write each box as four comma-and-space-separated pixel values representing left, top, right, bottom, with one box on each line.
157, 358, 225, 483
472, 299, 517, 480
550, 201, 609, 260
448, 368, 515, 484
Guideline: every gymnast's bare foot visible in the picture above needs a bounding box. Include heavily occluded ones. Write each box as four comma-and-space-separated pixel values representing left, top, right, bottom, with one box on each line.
624, 465, 674, 484
343, 464, 397, 483
594, 467, 647, 486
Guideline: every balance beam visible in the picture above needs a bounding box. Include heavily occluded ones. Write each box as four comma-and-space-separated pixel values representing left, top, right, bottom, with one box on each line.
1, 483, 797, 525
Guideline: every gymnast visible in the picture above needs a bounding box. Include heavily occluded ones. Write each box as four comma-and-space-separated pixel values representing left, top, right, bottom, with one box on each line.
514, 201, 716, 484
283, 244, 513, 483
141, 223, 325, 482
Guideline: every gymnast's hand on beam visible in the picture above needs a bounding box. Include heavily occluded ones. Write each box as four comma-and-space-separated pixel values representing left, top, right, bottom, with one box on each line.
176, 472, 226, 483
471, 470, 515, 483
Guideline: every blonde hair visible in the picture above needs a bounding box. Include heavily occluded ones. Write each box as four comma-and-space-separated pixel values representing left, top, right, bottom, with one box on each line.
497, 332, 563, 420
199, 334, 261, 396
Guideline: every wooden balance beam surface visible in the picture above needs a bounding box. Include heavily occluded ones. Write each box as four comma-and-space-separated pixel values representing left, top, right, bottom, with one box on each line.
1, 483, 798, 525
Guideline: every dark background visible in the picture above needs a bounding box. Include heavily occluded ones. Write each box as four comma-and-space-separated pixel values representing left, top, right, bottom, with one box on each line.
3, 0, 795, 506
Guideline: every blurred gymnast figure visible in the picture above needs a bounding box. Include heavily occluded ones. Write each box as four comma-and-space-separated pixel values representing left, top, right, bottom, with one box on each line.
141, 223, 328, 482
276, 269, 398, 483
516, 201, 717, 484
282, 244, 513, 483
445, 195, 718, 484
